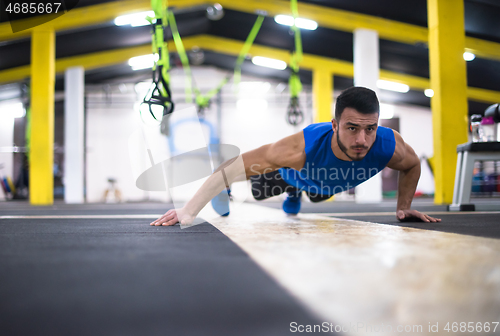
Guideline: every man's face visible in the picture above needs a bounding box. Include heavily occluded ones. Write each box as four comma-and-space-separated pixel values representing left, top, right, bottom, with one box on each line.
332, 107, 379, 161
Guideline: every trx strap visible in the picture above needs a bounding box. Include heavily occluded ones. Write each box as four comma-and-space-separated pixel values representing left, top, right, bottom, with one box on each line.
168, 12, 264, 117
140, 0, 174, 122
193, 75, 229, 117
287, 0, 304, 126
234, 15, 265, 88
168, 11, 193, 104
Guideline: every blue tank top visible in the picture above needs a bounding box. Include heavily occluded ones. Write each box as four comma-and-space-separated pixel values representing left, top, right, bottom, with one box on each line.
278, 122, 396, 196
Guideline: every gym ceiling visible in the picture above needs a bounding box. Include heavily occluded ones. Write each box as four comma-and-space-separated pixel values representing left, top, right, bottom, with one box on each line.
0, 0, 499, 114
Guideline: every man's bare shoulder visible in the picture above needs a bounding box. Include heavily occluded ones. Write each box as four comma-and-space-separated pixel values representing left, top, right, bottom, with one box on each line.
386, 129, 419, 171
268, 131, 306, 170
387, 129, 405, 164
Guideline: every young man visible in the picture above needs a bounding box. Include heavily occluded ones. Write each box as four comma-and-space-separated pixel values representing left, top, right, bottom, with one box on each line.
151, 87, 441, 226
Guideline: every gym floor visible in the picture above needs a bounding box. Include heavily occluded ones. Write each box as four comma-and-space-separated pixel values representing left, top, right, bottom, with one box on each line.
1, 199, 499, 335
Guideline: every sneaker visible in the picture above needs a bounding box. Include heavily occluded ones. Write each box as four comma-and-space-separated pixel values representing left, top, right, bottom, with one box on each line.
211, 188, 231, 216
282, 190, 302, 215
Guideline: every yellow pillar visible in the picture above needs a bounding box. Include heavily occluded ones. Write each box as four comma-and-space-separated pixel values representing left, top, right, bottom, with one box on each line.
427, 0, 468, 204
30, 28, 55, 205
313, 69, 333, 123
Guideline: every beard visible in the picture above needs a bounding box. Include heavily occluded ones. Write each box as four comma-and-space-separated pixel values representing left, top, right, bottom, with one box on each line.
337, 130, 367, 162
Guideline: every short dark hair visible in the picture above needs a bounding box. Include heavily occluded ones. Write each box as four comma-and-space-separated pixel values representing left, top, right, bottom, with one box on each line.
334, 86, 380, 121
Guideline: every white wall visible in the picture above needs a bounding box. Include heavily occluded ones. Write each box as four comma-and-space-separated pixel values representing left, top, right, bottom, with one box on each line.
389, 103, 435, 195
0, 101, 19, 200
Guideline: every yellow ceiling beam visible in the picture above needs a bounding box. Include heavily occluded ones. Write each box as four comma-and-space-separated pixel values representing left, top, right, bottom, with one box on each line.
0, 34, 498, 104
0, 43, 173, 83
1, 0, 499, 62
219, 0, 500, 61
182, 35, 355, 77
379, 70, 429, 91
465, 37, 500, 62
467, 87, 500, 104
0, 0, 200, 42
0, 65, 31, 84
55, 44, 154, 72
219, 0, 428, 45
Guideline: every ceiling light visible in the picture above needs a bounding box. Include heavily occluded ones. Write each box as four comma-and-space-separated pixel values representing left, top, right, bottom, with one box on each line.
377, 80, 410, 93
0, 102, 25, 119
463, 52, 475, 61
274, 15, 295, 26
424, 89, 434, 98
251, 56, 287, 70
294, 18, 318, 30
128, 54, 158, 71
274, 15, 318, 30
114, 11, 155, 27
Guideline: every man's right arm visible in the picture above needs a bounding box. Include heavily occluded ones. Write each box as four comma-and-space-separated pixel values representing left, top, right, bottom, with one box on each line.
150, 131, 306, 226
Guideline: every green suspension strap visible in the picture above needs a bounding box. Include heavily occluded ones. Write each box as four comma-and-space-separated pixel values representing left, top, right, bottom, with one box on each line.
168, 12, 264, 117
193, 77, 229, 117
169, 11, 225, 117
140, 0, 174, 122
168, 11, 193, 104
287, 0, 304, 126
234, 15, 265, 88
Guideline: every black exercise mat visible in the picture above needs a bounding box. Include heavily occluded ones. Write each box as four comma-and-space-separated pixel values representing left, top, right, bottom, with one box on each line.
0, 201, 171, 216
256, 199, 449, 213
329, 214, 500, 240
0, 218, 330, 336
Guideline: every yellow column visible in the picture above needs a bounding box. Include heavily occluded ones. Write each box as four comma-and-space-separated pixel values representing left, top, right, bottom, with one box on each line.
313, 69, 333, 123
427, 0, 468, 204
30, 28, 55, 205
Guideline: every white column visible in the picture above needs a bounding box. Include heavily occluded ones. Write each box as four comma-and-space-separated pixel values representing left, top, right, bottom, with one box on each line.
64, 66, 85, 203
353, 28, 383, 203
0, 102, 16, 201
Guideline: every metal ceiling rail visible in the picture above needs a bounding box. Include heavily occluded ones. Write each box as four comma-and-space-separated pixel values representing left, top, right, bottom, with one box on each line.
0, 0, 499, 62
1, 34, 499, 104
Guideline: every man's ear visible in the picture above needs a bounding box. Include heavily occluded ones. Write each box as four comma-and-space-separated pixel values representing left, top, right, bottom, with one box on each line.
331, 119, 338, 131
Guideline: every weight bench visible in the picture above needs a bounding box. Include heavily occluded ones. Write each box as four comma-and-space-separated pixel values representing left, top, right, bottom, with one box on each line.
449, 141, 500, 211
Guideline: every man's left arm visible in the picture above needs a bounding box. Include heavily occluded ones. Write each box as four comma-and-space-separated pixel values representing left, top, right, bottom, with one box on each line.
387, 131, 441, 223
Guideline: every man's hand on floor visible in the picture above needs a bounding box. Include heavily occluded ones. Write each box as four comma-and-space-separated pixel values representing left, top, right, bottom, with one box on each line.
396, 209, 441, 223
150, 207, 195, 226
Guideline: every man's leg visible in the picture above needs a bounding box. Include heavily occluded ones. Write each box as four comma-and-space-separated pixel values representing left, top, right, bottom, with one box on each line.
306, 192, 333, 203
250, 170, 303, 214
250, 170, 296, 200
